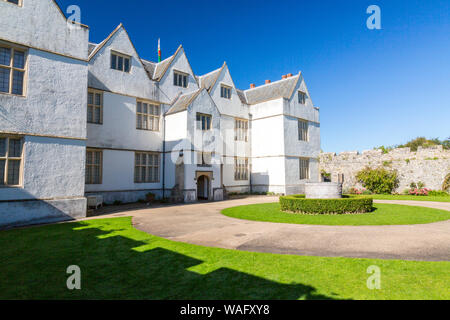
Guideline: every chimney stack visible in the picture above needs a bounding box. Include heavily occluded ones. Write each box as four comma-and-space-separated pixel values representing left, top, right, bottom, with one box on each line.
287, 73, 293, 78
265, 80, 271, 84
250, 83, 256, 89
282, 75, 287, 79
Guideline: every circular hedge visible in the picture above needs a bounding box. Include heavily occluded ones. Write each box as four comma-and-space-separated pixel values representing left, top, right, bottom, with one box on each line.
279, 195, 373, 214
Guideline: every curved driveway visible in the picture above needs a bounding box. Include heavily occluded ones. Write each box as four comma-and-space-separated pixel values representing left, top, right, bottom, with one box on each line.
126, 196, 450, 261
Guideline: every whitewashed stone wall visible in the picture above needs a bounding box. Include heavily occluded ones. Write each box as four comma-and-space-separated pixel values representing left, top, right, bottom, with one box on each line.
320, 145, 450, 192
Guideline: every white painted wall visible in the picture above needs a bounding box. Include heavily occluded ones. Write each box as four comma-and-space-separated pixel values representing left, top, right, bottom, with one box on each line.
0, 0, 89, 60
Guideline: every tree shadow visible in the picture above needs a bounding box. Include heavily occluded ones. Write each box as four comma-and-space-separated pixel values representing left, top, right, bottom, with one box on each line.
0, 220, 343, 300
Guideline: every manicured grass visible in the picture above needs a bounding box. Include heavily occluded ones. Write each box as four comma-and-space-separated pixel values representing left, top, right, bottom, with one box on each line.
0, 217, 449, 300
352, 194, 450, 202
222, 203, 450, 226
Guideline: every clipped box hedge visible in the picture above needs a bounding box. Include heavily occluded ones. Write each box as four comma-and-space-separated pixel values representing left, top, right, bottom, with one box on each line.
279, 195, 373, 214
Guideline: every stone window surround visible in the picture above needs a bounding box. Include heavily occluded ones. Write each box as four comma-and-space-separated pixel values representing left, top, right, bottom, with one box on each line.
86, 149, 102, 185
0, 135, 23, 187
3, 0, 22, 7
134, 152, 160, 183
87, 88, 103, 124
234, 157, 249, 181
234, 118, 248, 142
0, 41, 27, 96
298, 118, 309, 142
220, 84, 232, 99
110, 50, 131, 73
299, 157, 310, 180
173, 70, 188, 88
298, 90, 306, 104
136, 99, 160, 132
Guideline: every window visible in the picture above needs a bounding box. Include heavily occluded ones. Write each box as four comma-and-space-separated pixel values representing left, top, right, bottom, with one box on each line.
135, 152, 160, 183
299, 158, 310, 180
298, 119, 308, 141
0, 45, 26, 95
173, 71, 188, 88
221, 85, 231, 99
111, 52, 131, 72
136, 100, 160, 131
196, 113, 212, 131
86, 149, 102, 184
87, 89, 103, 124
235, 118, 248, 142
298, 91, 306, 104
0, 136, 23, 186
4, 0, 21, 6
197, 152, 212, 167
234, 157, 249, 181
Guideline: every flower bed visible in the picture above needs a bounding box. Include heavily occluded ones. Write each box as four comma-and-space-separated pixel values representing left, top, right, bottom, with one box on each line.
279, 195, 373, 215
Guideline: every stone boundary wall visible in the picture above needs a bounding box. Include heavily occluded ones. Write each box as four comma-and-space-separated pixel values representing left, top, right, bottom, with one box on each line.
319, 145, 450, 192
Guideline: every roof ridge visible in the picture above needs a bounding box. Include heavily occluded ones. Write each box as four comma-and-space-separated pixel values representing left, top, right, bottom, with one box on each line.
244, 73, 300, 92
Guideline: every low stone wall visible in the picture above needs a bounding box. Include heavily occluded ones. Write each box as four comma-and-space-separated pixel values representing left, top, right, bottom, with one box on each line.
320, 145, 450, 192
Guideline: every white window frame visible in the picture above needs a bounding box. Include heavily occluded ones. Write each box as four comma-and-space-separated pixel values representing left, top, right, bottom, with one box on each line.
111, 51, 131, 73
136, 100, 160, 131
87, 89, 103, 124
173, 70, 188, 88
299, 158, 310, 180
0, 42, 27, 96
298, 119, 308, 141
134, 152, 160, 183
220, 84, 232, 99
0, 136, 23, 187
234, 157, 249, 181
235, 118, 248, 142
298, 91, 306, 104
85, 149, 102, 185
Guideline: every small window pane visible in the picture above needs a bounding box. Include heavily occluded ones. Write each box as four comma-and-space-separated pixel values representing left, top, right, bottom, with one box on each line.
94, 107, 101, 123
7, 159, 21, 185
12, 70, 24, 95
118, 56, 123, 71
0, 68, 10, 93
88, 92, 94, 105
0, 138, 6, 157
137, 102, 142, 113
9, 139, 21, 157
87, 105, 93, 122
183, 75, 187, 88
13, 51, 25, 69
111, 54, 117, 69
7, 0, 20, 5
0, 47, 11, 66
124, 58, 130, 72
0, 159, 4, 185
95, 93, 101, 106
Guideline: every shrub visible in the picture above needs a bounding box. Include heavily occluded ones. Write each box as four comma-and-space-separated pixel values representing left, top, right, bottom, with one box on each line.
279, 195, 373, 214
443, 173, 450, 192
428, 190, 449, 197
409, 188, 430, 196
146, 192, 156, 202
356, 167, 399, 194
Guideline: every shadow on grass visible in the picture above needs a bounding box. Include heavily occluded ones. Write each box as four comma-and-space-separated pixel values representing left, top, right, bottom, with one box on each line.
0, 219, 339, 300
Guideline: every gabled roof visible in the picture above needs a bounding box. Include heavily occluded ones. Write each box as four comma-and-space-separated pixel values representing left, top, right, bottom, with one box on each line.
141, 59, 156, 79
88, 23, 123, 61
236, 89, 248, 104
198, 62, 226, 92
244, 73, 301, 105
166, 89, 202, 115
152, 50, 179, 81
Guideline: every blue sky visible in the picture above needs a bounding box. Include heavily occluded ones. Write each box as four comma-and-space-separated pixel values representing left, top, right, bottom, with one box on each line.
56, 0, 450, 152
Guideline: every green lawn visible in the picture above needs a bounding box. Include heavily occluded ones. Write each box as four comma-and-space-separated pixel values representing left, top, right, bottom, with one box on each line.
222, 203, 450, 226
0, 217, 448, 300
351, 194, 450, 202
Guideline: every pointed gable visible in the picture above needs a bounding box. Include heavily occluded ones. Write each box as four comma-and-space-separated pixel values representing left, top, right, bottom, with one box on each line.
244, 73, 301, 105
87, 24, 157, 100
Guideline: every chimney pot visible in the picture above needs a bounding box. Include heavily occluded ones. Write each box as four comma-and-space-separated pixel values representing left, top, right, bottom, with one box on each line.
250, 83, 256, 89
287, 73, 293, 77
265, 80, 271, 84
282, 75, 287, 79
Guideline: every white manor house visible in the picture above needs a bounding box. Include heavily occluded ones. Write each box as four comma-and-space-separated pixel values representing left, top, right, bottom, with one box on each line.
0, 0, 320, 227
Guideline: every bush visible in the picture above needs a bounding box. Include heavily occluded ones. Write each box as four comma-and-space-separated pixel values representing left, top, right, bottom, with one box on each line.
279, 195, 373, 214
356, 167, 399, 194
443, 173, 450, 192
428, 190, 449, 197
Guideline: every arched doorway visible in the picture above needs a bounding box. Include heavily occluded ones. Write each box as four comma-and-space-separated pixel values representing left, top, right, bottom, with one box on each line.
197, 175, 210, 200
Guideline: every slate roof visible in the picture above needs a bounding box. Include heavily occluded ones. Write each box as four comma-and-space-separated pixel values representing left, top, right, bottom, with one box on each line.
243, 74, 300, 105
236, 89, 247, 104
165, 89, 202, 115
141, 59, 156, 79
197, 64, 225, 91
